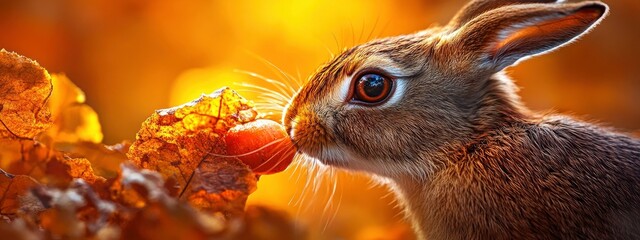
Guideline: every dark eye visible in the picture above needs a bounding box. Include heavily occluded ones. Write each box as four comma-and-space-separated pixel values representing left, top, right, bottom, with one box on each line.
353, 73, 393, 104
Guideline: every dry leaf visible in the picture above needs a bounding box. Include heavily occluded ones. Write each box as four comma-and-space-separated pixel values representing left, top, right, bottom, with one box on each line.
0, 50, 305, 240
0, 140, 50, 182
120, 201, 221, 240
0, 170, 39, 217
31, 179, 116, 239
42, 74, 103, 144
0, 219, 41, 240
185, 157, 257, 218
235, 205, 307, 240
0, 49, 52, 140
128, 87, 257, 191
45, 155, 105, 187
0, 140, 104, 188
118, 164, 226, 240
55, 141, 129, 179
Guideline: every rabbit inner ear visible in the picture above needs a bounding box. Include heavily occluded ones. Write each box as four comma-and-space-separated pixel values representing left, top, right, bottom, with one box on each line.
491, 9, 602, 58
448, 0, 558, 29
490, 6, 605, 64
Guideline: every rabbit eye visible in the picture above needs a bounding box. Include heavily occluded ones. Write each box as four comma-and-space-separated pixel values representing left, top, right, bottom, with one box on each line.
352, 73, 393, 105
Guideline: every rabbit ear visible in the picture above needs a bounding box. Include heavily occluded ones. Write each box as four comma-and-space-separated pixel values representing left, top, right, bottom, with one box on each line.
448, 0, 560, 29
447, 1, 607, 71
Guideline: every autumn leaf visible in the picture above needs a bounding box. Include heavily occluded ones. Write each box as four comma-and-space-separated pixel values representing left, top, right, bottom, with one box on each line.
0, 169, 39, 217
184, 157, 257, 218
0, 219, 41, 240
0, 49, 52, 140
0, 50, 303, 240
41, 74, 103, 144
45, 154, 106, 187
117, 163, 226, 240
55, 141, 129, 179
27, 179, 117, 239
236, 205, 308, 240
0, 140, 104, 189
127, 87, 257, 191
0, 50, 108, 187
120, 201, 223, 240
127, 87, 267, 219
0, 140, 50, 182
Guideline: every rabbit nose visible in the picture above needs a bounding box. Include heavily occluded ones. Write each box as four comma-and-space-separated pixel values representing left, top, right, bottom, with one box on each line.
282, 105, 297, 131
288, 119, 297, 139
283, 114, 295, 138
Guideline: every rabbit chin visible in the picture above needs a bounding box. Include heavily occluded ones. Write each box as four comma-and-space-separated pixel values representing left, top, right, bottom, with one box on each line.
299, 144, 352, 168
302, 144, 396, 176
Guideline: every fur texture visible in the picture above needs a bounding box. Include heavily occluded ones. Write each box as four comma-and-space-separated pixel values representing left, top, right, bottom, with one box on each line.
283, 0, 640, 239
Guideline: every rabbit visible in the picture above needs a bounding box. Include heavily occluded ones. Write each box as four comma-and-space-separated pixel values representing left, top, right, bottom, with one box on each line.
282, 0, 640, 239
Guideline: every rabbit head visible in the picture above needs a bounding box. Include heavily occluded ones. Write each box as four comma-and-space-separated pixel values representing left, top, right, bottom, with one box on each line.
283, 0, 608, 179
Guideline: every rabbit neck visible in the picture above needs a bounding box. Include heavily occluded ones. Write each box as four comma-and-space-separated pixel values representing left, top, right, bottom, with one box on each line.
463, 72, 532, 134
389, 72, 535, 239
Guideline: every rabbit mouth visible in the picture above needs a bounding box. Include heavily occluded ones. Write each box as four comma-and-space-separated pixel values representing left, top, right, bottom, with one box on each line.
298, 144, 352, 168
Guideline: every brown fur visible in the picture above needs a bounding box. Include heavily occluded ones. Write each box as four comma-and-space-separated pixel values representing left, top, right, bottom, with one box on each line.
284, 0, 640, 239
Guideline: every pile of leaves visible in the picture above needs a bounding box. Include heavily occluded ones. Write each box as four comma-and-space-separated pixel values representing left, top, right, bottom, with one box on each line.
0, 49, 305, 240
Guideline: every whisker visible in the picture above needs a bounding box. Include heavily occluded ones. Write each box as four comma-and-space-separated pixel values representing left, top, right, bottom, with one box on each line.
287, 154, 303, 182
294, 163, 313, 218
334, 176, 344, 222
237, 68, 289, 87
251, 140, 292, 171
288, 156, 307, 206
254, 99, 288, 109
322, 170, 337, 215
253, 106, 287, 119
254, 106, 286, 113
322, 169, 342, 232
235, 69, 293, 95
208, 137, 288, 158
321, 44, 335, 59
234, 71, 293, 100
255, 95, 288, 104
243, 95, 288, 107
350, 22, 356, 47
296, 68, 306, 88
332, 32, 341, 53
241, 52, 300, 94
253, 104, 285, 111
252, 110, 282, 117
300, 159, 324, 214
309, 158, 330, 213
252, 106, 283, 112
289, 152, 315, 207
377, 19, 391, 39
366, 15, 380, 42
235, 82, 291, 102
236, 88, 289, 102
359, 19, 366, 43
234, 83, 289, 102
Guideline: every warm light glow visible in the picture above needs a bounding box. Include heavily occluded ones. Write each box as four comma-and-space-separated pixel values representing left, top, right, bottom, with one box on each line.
1, 0, 638, 239
169, 68, 256, 106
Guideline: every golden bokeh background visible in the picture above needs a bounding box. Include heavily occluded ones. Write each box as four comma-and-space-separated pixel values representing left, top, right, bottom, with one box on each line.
1, 0, 638, 239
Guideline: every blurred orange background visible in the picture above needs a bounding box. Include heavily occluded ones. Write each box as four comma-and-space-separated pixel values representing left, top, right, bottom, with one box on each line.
1, 0, 638, 239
